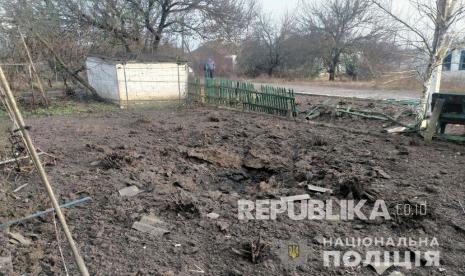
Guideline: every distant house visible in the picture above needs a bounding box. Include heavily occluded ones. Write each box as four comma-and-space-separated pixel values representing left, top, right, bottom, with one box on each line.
443, 49, 465, 77
190, 41, 237, 77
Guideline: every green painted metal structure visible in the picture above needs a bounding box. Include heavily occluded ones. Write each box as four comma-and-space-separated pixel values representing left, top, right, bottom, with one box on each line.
202, 78, 297, 117
432, 92, 465, 142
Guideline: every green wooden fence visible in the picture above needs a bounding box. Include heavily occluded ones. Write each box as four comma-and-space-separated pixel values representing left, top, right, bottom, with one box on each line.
200, 78, 297, 117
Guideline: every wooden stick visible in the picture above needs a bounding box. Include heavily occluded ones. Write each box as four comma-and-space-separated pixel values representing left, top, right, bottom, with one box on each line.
33, 31, 101, 100
19, 29, 49, 107
0, 152, 46, 166
28, 65, 36, 110
0, 66, 90, 276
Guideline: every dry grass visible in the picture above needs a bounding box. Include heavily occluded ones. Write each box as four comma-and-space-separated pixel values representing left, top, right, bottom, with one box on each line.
0, 118, 10, 156
442, 78, 465, 93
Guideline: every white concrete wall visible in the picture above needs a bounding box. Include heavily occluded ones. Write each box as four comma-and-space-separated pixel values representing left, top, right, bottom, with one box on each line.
115, 63, 188, 103
86, 58, 119, 103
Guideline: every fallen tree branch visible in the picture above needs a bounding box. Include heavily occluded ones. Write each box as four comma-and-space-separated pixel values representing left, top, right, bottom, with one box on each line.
32, 31, 102, 100
0, 152, 46, 166
337, 108, 412, 128
18, 28, 49, 107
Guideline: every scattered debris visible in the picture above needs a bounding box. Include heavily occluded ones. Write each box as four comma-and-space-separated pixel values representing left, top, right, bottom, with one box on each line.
0, 152, 46, 166
217, 221, 230, 232
161, 270, 175, 276
227, 268, 243, 276
305, 110, 321, 120
231, 247, 247, 257
170, 193, 200, 218
8, 231, 32, 246
0, 256, 13, 274
188, 264, 205, 274
206, 212, 220, 219
363, 261, 393, 275
386, 126, 407, 134
207, 190, 223, 201
305, 99, 331, 120
374, 167, 392, 179
132, 215, 170, 237
310, 135, 328, 146
208, 115, 220, 122
313, 235, 325, 245
451, 219, 465, 235
118, 186, 142, 197
187, 148, 242, 168
99, 152, 133, 170
395, 145, 409, 155
457, 200, 465, 215
281, 194, 311, 202
173, 176, 196, 191
383, 98, 420, 106
247, 235, 269, 264
388, 271, 405, 276
258, 181, 271, 191
12, 183, 29, 193
307, 184, 333, 194
336, 107, 409, 127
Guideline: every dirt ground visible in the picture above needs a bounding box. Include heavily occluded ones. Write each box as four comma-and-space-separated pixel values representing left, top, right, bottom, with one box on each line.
1, 95, 465, 276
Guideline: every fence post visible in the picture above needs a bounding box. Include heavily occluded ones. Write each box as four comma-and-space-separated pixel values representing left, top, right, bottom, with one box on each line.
287, 97, 293, 119
215, 80, 220, 106
198, 78, 204, 104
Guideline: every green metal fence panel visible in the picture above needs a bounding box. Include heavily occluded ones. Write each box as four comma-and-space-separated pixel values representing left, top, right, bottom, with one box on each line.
196, 78, 296, 118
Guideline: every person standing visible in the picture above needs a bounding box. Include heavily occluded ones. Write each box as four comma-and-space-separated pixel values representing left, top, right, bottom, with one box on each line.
205, 57, 215, 78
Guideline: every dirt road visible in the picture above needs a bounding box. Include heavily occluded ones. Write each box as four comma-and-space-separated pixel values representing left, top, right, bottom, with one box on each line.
255, 82, 422, 100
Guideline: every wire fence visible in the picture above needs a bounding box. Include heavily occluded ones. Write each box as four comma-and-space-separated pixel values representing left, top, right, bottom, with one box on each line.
188, 78, 297, 118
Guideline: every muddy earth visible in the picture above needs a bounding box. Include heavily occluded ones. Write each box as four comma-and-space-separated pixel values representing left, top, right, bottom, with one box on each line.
1, 95, 465, 275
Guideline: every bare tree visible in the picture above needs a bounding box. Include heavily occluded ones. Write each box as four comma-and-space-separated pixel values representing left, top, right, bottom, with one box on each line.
299, 0, 387, 81
0, 0, 103, 98
237, 13, 326, 79
372, 0, 465, 123
0, 0, 255, 100
61, 0, 255, 54
255, 13, 293, 76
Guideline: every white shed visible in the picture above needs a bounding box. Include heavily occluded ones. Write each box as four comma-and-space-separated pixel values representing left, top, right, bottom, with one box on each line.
86, 57, 189, 107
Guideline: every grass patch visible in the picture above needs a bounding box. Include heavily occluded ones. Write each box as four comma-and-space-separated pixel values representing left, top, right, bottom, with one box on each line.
23, 101, 117, 117
0, 99, 185, 118
0, 100, 116, 119
124, 100, 184, 111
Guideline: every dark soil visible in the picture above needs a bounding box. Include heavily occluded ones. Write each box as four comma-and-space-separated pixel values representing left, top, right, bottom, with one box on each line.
1, 95, 465, 276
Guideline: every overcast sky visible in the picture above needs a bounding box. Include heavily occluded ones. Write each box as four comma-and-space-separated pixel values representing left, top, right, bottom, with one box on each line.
260, 0, 300, 16
259, 0, 411, 18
